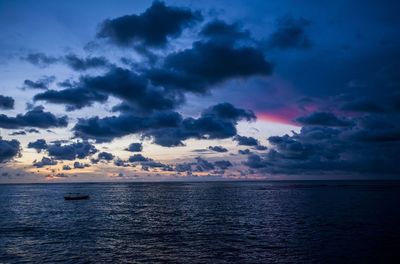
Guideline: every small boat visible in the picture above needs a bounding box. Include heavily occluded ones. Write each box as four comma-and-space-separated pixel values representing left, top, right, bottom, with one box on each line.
64, 193, 90, 200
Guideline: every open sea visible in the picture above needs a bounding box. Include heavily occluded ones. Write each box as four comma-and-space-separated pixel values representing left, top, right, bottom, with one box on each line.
0, 181, 399, 263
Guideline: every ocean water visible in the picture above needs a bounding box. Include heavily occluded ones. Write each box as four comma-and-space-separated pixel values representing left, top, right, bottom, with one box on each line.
0, 181, 399, 263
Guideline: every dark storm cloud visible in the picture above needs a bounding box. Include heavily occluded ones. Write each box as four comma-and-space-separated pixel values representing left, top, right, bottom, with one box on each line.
22, 53, 58, 67
194, 157, 214, 172
9, 131, 26, 136
111, 102, 137, 113
296, 112, 353, 127
34, 88, 108, 111
200, 19, 250, 45
114, 158, 129, 167
203, 103, 256, 121
48, 67, 182, 113
347, 115, 400, 142
27, 18, 270, 114
73, 161, 89, 169
208, 145, 228, 153
340, 98, 385, 113
128, 154, 150, 162
0, 95, 15, 110
26, 128, 40, 133
74, 111, 181, 143
23, 52, 110, 71
143, 103, 256, 146
97, 1, 202, 47
27, 139, 48, 153
125, 143, 143, 152
175, 162, 192, 172
173, 157, 232, 174
140, 160, 172, 171
0, 106, 68, 129
80, 67, 180, 112
63, 54, 110, 71
33, 157, 57, 168
97, 151, 115, 161
57, 79, 76, 88
46, 141, 97, 160
268, 14, 311, 49
255, 145, 268, 151
243, 154, 266, 169
238, 149, 251, 155
74, 103, 255, 146
338, 93, 400, 114
146, 40, 273, 93
214, 160, 232, 170
23, 76, 55, 90
0, 138, 20, 163
234, 135, 259, 146
244, 112, 400, 176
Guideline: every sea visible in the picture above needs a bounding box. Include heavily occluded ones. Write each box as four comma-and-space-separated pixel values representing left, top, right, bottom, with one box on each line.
0, 181, 399, 263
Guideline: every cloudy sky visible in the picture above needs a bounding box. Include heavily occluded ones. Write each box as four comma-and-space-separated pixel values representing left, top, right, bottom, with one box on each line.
0, 0, 399, 183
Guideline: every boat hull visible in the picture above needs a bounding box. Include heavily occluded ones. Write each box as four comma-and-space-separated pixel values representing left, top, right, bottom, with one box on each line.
64, 195, 89, 200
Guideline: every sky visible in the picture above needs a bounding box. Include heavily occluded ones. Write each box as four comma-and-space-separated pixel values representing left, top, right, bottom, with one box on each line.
0, 0, 399, 183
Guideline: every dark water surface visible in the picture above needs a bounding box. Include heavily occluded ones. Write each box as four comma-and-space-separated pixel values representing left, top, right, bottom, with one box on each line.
1, 181, 400, 263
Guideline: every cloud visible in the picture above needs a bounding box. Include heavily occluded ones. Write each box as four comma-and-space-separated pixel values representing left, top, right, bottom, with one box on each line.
63, 54, 110, 71
74, 103, 255, 146
238, 149, 251, 155
62, 165, 71, 170
125, 143, 143, 152
214, 160, 232, 170
22, 53, 58, 67
33, 157, 57, 168
255, 145, 268, 151
97, 151, 115, 161
9, 131, 26, 136
73, 161, 89, 169
234, 135, 259, 146
23, 76, 55, 90
114, 158, 130, 167
0, 95, 14, 110
27, 139, 48, 153
74, 110, 181, 143
243, 154, 267, 169
22, 52, 110, 71
146, 40, 272, 93
296, 112, 353, 127
140, 160, 172, 171
268, 15, 311, 49
26, 128, 40, 133
128, 154, 150, 162
200, 19, 250, 45
208, 145, 228, 152
44, 67, 182, 112
143, 103, 256, 146
338, 93, 400, 114
0, 138, 20, 163
347, 115, 400, 142
203, 103, 256, 121
173, 157, 232, 174
81, 67, 180, 112
194, 157, 214, 171
46, 141, 97, 160
243, 113, 400, 176
97, 1, 202, 47
34, 88, 108, 111
340, 98, 385, 113
175, 162, 192, 172
0, 106, 68, 129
